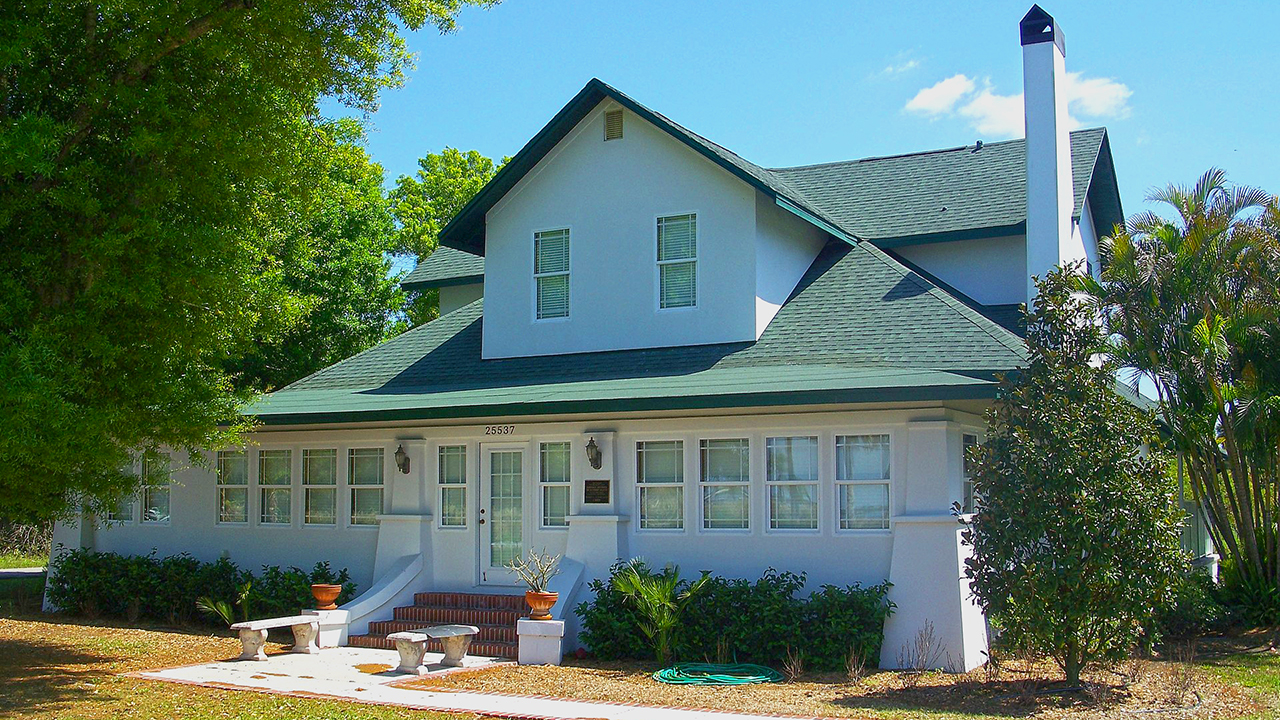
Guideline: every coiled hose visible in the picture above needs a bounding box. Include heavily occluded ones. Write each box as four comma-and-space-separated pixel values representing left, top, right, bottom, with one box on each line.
652, 662, 784, 685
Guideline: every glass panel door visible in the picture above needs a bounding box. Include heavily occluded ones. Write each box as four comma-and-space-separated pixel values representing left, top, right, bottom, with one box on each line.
482, 448, 524, 583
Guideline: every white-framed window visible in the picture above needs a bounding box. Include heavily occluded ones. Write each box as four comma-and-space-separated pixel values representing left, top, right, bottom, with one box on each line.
303, 449, 337, 526
438, 445, 467, 528
534, 228, 570, 319
540, 442, 571, 528
657, 213, 697, 309
258, 449, 292, 525
141, 453, 172, 524
105, 495, 135, 524
962, 433, 979, 514
636, 440, 684, 530
216, 450, 249, 524
836, 435, 891, 530
700, 438, 749, 530
349, 448, 384, 526
766, 436, 819, 530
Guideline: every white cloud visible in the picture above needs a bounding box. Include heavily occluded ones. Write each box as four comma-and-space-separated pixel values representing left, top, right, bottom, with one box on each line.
904, 74, 976, 115
903, 71, 1132, 139
881, 58, 920, 76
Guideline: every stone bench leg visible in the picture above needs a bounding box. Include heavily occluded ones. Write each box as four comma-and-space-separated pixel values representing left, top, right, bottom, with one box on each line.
439, 634, 474, 667
291, 621, 320, 655
393, 637, 430, 675
237, 628, 269, 661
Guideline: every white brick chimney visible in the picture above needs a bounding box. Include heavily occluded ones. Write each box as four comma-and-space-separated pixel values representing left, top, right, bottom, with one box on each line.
1020, 5, 1073, 306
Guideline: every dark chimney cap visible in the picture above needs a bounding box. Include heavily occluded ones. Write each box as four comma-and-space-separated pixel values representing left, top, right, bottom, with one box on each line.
1020, 5, 1065, 56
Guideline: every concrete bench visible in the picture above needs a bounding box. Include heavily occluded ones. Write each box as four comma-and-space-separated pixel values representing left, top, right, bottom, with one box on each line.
387, 624, 480, 674
230, 615, 320, 661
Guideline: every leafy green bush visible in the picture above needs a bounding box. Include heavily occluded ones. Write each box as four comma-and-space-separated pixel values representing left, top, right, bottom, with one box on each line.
575, 561, 893, 670
47, 547, 358, 626
1220, 560, 1280, 628
1154, 569, 1230, 640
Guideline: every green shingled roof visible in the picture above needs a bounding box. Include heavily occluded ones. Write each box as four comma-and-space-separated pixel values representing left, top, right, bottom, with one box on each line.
252, 240, 1026, 424
771, 128, 1123, 246
401, 246, 484, 290
437, 78, 1121, 257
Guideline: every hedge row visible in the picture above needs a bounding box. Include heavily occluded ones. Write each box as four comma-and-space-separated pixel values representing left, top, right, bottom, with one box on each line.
46, 547, 357, 625
576, 561, 894, 671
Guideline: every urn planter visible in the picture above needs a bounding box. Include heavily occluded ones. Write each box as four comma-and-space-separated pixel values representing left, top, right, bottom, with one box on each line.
525, 590, 558, 620
310, 583, 342, 611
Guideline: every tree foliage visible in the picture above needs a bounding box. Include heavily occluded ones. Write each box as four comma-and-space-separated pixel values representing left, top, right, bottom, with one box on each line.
1080, 169, 1280, 600
225, 120, 404, 392
964, 267, 1185, 685
390, 147, 503, 325
0, 1, 488, 522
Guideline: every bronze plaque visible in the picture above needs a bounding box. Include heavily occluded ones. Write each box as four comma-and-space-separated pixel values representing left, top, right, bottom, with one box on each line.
583, 479, 610, 504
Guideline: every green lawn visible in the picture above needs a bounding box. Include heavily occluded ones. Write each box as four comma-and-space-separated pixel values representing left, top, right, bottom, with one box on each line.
0, 552, 46, 569
1198, 647, 1280, 719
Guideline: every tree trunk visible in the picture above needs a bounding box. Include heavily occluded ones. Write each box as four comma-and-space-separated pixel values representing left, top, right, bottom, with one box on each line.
1064, 637, 1083, 687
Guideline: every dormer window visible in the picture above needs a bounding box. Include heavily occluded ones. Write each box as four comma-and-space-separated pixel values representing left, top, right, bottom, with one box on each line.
534, 228, 570, 319
657, 213, 697, 309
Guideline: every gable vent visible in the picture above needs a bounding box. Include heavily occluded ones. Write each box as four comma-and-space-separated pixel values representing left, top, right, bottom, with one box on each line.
604, 109, 623, 141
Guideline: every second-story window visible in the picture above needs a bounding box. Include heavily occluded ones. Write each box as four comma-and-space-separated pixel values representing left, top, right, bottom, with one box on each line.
657, 213, 697, 309
534, 228, 570, 319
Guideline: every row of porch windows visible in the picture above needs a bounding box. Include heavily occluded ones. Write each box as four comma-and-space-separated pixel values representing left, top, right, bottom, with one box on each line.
214, 447, 385, 527
636, 435, 893, 532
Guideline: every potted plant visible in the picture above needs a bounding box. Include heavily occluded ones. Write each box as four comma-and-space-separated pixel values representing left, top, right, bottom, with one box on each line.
507, 549, 562, 620
310, 583, 342, 611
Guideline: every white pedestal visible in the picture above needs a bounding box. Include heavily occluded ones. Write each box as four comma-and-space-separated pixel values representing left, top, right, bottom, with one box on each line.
517, 619, 565, 666
305, 609, 351, 648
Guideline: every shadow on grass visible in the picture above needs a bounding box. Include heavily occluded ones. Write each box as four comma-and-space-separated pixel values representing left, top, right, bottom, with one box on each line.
0, 635, 118, 715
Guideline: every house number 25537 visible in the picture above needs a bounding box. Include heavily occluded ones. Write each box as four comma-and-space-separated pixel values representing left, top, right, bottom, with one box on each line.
484, 425, 516, 435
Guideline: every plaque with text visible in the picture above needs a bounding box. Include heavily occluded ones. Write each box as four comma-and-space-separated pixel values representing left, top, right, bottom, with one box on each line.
583, 479, 610, 504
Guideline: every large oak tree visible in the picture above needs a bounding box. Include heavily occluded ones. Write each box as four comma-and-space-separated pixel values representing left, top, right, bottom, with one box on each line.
0, 1, 490, 522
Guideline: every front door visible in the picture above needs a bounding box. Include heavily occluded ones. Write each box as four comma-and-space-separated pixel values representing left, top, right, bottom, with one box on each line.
479, 445, 524, 584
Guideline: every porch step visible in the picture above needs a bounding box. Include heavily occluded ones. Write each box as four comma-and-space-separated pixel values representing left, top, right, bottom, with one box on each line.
351, 591, 529, 659
348, 633, 519, 659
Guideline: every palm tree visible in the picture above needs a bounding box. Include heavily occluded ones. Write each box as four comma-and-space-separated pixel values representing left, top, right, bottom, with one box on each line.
1079, 169, 1280, 597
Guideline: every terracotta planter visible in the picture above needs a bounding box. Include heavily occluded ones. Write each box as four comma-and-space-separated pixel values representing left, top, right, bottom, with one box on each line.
525, 590, 558, 620
311, 583, 342, 611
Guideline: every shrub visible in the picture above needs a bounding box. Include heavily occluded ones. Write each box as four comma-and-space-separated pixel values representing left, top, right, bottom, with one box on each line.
575, 561, 893, 670
1220, 560, 1280, 628
46, 548, 358, 626
1155, 569, 1230, 640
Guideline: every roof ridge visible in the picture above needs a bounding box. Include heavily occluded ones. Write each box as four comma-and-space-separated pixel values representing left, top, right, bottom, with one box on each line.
769, 126, 1109, 173
854, 242, 1029, 360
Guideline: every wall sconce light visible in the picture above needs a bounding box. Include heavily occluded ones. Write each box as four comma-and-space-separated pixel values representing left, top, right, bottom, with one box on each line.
394, 444, 411, 474
585, 437, 603, 470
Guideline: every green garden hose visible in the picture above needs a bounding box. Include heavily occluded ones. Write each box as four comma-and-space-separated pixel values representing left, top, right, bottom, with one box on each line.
652, 662, 784, 685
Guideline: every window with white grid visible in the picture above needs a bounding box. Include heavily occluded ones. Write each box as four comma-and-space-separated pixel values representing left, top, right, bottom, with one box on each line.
540, 442, 571, 528
836, 435, 890, 530
258, 449, 292, 525
141, 453, 172, 524
303, 449, 337, 526
349, 448, 384, 526
766, 436, 819, 530
637, 441, 683, 530
216, 450, 248, 524
657, 214, 696, 308
534, 229, 570, 319
700, 439, 749, 530
438, 445, 467, 527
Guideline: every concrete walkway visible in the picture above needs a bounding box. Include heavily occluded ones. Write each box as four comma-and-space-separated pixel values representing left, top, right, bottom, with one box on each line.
138, 646, 811, 720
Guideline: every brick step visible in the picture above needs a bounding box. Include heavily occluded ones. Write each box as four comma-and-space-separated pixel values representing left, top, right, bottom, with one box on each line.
394, 604, 523, 626
414, 591, 527, 611
349, 633, 517, 659
369, 619, 517, 643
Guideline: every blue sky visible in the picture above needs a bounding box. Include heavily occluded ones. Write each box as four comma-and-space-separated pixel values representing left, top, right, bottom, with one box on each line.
354, 0, 1278, 219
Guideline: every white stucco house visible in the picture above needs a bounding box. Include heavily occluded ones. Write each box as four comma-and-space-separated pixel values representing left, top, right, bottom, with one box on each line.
50, 7, 1135, 670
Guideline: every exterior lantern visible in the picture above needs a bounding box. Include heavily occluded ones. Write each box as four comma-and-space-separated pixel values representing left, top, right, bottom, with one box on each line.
394, 444, 411, 474
585, 437, 602, 470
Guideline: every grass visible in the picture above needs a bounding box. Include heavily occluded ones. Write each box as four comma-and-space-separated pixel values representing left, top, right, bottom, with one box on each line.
0, 613, 471, 719
1194, 629, 1280, 720
0, 552, 45, 569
